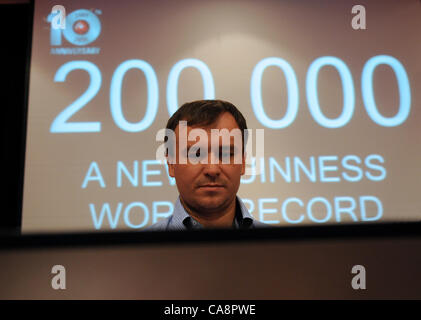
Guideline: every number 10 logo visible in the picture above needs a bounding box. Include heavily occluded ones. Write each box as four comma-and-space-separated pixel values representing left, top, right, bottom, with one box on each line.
48, 8, 101, 46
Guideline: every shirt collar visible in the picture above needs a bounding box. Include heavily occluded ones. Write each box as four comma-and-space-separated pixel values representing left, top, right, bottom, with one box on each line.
170, 196, 254, 230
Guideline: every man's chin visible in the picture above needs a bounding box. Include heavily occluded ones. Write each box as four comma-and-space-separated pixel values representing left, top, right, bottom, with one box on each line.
193, 195, 229, 212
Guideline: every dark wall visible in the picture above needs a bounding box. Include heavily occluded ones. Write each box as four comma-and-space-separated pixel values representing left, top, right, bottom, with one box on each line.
0, 3, 33, 232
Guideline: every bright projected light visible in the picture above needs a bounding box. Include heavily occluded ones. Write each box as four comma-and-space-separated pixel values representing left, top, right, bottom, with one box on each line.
22, 0, 421, 232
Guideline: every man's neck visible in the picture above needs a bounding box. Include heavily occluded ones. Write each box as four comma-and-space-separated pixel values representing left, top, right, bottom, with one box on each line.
180, 197, 237, 228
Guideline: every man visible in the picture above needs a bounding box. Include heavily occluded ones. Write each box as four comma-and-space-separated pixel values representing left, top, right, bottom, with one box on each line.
147, 99, 266, 231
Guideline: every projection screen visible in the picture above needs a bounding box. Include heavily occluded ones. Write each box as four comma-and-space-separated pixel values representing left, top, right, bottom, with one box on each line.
22, 0, 421, 232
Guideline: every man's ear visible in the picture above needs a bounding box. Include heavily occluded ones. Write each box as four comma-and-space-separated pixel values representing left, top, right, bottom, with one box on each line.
241, 151, 246, 175
167, 160, 175, 178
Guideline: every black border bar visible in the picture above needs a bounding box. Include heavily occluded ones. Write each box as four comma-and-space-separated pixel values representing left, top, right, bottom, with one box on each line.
1, 221, 421, 250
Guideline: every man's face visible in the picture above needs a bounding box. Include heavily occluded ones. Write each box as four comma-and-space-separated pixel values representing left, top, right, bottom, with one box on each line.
167, 112, 245, 215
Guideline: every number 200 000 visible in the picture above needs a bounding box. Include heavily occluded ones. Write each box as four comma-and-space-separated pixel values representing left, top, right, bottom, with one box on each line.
50, 55, 411, 133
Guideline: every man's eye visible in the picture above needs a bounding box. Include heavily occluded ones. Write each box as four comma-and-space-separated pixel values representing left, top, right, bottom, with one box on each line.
188, 147, 206, 159
220, 152, 234, 159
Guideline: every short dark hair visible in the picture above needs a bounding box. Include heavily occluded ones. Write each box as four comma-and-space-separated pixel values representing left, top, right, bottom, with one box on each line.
166, 99, 248, 149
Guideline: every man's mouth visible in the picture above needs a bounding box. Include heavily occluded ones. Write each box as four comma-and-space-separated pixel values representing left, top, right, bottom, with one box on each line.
198, 184, 225, 189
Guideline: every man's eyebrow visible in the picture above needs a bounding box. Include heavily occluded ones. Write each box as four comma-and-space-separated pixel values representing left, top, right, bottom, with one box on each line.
219, 144, 238, 150
185, 143, 239, 148
185, 144, 208, 151
186, 142, 206, 148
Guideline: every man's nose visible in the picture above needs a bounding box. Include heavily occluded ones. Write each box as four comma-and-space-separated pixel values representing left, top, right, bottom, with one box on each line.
202, 162, 221, 177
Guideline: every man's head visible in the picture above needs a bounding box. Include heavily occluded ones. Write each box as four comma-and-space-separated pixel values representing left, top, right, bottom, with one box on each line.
166, 100, 247, 216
